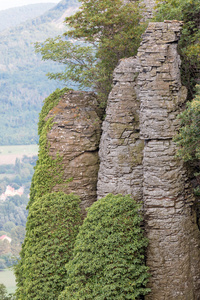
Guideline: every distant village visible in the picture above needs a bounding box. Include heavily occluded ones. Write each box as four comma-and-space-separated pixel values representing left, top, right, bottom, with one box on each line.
0, 234, 12, 243
0, 185, 24, 201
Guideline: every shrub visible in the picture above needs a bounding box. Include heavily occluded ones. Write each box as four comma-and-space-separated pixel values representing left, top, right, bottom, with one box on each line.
59, 194, 150, 300
15, 192, 82, 300
174, 84, 200, 161
155, 0, 200, 98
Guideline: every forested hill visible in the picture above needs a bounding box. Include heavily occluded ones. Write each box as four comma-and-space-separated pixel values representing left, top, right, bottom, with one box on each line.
0, 3, 56, 32
0, 0, 79, 146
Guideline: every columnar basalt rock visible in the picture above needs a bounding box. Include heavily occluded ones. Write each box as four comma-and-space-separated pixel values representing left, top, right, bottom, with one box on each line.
97, 57, 144, 200
97, 21, 200, 299
137, 21, 200, 299
46, 91, 102, 216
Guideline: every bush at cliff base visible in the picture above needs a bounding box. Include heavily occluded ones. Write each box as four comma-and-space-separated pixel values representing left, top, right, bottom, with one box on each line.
14, 192, 82, 300
59, 194, 150, 300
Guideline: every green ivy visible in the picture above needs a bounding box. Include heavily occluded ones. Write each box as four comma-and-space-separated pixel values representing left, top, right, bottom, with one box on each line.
29, 88, 72, 208
38, 87, 70, 135
59, 194, 150, 300
15, 192, 82, 300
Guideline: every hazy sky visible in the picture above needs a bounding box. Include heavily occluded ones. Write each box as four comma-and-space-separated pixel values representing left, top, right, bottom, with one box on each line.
0, 0, 60, 11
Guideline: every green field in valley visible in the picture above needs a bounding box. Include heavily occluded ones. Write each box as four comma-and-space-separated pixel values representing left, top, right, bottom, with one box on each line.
0, 145, 38, 156
0, 268, 16, 294
0, 144, 38, 165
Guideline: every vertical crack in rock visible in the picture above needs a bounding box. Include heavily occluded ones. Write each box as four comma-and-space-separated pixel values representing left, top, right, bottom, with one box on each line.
46, 91, 102, 216
97, 57, 144, 200
137, 22, 200, 300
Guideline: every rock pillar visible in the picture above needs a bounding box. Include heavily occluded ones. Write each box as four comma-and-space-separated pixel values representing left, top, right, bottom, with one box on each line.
46, 91, 102, 216
97, 21, 200, 299
97, 57, 144, 200
138, 21, 200, 300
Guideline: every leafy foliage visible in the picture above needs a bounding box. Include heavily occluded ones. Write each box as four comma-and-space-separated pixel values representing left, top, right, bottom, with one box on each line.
155, 0, 200, 98
59, 194, 150, 300
0, 284, 15, 300
0, 156, 37, 230
38, 87, 70, 135
174, 85, 200, 161
0, 156, 37, 268
29, 88, 71, 207
36, 0, 146, 106
15, 192, 82, 300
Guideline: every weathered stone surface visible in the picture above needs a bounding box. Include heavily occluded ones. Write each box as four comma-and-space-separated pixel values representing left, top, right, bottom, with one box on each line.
137, 22, 200, 300
143, 140, 200, 299
97, 21, 200, 299
46, 91, 102, 216
97, 57, 144, 200
138, 21, 187, 139
140, 0, 156, 21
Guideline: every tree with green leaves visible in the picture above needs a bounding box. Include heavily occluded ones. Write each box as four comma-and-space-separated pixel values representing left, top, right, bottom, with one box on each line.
155, 0, 200, 98
15, 192, 82, 300
173, 84, 200, 195
35, 0, 145, 106
59, 194, 150, 300
0, 284, 15, 300
174, 85, 200, 161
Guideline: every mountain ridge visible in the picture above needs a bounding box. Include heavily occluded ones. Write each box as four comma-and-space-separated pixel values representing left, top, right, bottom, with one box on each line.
0, 3, 56, 32
0, 0, 79, 146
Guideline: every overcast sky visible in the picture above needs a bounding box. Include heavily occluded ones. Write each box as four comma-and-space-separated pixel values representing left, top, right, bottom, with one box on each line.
0, 0, 60, 11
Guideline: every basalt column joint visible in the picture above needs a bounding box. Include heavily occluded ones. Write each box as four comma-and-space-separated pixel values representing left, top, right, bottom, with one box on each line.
137, 21, 200, 300
97, 57, 144, 200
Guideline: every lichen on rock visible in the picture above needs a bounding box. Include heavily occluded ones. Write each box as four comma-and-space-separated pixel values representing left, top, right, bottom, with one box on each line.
46, 90, 103, 216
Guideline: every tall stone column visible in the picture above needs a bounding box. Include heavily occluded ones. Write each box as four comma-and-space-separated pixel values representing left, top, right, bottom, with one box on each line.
46, 91, 102, 216
137, 21, 200, 299
97, 57, 144, 200
97, 20, 200, 299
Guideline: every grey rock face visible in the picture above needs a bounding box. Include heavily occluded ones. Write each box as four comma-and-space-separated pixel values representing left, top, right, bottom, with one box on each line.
138, 22, 187, 139
97, 21, 200, 299
138, 21, 200, 299
140, 0, 156, 21
46, 91, 102, 216
97, 57, 144, 200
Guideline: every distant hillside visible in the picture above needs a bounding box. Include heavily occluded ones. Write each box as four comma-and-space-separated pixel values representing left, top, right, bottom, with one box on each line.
0, 3, 56, 32
0, 0, 79, 145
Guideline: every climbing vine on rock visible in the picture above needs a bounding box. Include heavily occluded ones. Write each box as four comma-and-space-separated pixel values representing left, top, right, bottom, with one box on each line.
38, 87, 70, 135
29, 87, 72, 207
59, 194, 150, 300
15, 192, 82, 300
